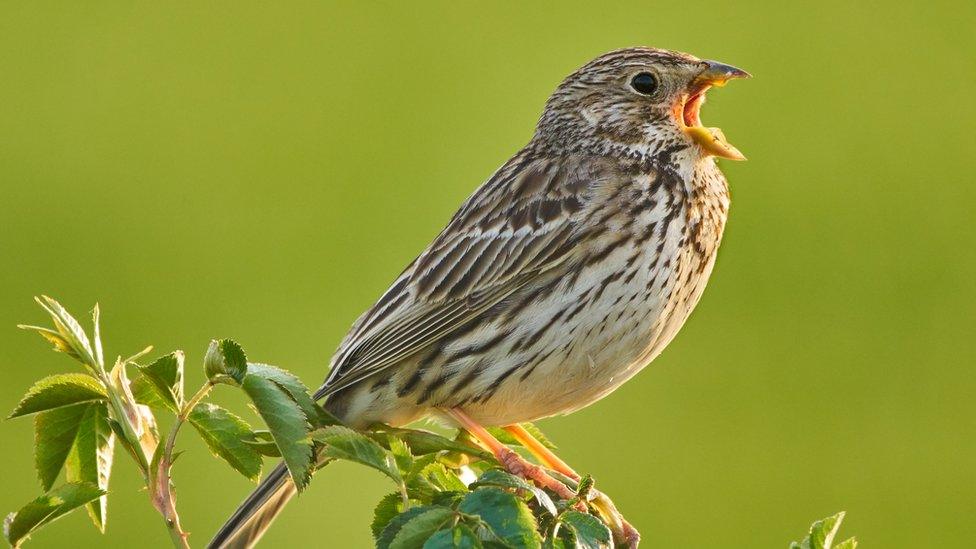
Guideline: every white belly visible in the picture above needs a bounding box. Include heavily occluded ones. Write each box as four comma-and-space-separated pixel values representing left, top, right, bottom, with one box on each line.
455, 215, 720, 425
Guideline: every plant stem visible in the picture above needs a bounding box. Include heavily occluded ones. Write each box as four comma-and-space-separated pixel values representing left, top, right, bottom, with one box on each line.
154, 381, 214, 549
399, 481, 410, 510
166, 382, 215, 460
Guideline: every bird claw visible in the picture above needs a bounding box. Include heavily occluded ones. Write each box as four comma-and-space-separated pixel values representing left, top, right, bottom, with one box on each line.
497, 448, 640, 543
496, 448, 584, 509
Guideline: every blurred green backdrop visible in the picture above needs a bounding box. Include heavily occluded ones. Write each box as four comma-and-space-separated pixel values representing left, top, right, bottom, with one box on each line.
1, 2, 973, 547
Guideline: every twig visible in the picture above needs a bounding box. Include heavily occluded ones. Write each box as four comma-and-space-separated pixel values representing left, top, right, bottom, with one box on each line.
153, 382, 214, 549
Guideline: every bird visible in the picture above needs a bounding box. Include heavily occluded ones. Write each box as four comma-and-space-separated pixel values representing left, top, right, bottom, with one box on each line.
210, 46, 749, 548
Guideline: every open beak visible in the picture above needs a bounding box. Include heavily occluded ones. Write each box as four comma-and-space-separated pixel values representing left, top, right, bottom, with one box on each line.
679, 60, 750, 161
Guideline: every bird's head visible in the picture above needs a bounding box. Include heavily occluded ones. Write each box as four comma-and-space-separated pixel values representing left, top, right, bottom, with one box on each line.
535, 47, 749, 161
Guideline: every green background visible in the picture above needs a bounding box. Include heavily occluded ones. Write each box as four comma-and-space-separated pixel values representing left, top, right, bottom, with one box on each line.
1, 2, 973, 547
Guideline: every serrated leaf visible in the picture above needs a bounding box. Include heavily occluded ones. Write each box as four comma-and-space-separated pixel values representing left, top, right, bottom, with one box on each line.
34, 296, 98, 367
833, 537, 858, 549
245, 363, 317, 421
18, 325, 75, 359
314, 404, 343, 427
486, 423, 556, 452
243, 430, 282, 457
419, 462, 467, 493
312, 425, 401, 485
241, 374, 312, 489
65, 402, 114, 531
388, 434, 414, 472
471, 470, 558, 517
405, 461, 442, 503
376, 427, 492, 460
9, 374, 107, 418
424, 525, 484, 549
205, 339, 247, 384
34, 404, 89, 490
431, 491, 465, 509
388, 507, 455, 549
188, 403, 263, 481
519, 423, 556, 450
377, 505, 444, 549
136, 352, 185, 410
130, 373, 171, 411
459, 488, 541, 548
3, 482, 105, 547
792, 512, 849, 549
559, 511, 611, 549
372, 492, 407, 539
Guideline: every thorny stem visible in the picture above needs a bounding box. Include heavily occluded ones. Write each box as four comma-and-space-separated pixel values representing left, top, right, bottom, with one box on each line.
154, 381, 215, 549
165, 382, 215, 466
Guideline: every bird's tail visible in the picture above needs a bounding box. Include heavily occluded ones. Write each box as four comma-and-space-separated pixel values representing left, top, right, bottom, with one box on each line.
207, 462, 296, 549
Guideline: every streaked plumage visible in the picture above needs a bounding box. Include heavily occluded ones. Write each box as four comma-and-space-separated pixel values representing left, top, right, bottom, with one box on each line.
211, 46, 747, 548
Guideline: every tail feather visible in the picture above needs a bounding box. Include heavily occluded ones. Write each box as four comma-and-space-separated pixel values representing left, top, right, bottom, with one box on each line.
208, 462, 296, 549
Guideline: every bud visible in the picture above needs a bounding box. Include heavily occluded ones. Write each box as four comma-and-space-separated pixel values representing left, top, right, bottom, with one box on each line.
204, 339, 247, 384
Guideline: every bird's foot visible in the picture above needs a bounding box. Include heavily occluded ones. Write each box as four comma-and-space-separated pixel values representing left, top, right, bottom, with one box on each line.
496, 447, 586, 511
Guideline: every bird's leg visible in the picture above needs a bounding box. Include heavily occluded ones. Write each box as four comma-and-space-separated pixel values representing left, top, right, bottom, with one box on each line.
446, 408, 581, 505
503, 424, 641, 548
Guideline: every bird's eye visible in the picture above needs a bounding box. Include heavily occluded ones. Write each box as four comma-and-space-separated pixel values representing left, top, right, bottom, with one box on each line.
630, 72, 658, 96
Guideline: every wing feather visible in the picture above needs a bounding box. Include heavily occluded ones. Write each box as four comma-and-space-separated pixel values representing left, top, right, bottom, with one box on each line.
316, 154, 613, 398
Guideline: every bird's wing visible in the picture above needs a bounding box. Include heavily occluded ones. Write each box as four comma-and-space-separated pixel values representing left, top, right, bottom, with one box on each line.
315, 154, 611, 398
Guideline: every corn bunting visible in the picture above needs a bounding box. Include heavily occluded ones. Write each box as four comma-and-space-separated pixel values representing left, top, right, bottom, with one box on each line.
211, 46, 749, 548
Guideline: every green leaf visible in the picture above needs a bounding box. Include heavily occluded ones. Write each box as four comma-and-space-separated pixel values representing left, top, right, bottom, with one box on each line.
312, 425, 401, 485
65, 402, 114, 532
559, 511, 611, 549
130, 373, 171, 411
34, 404, 89, 490
431, 491, 465, 509
9, 374, 107, 418
833, 538, 858, 549
791, 512, 851, 549
487, 423, 555, 451
136, 352, 185, 410
401, 455, 455, 503
387, 433, 414, 472
424, 525, 484, 549
33, 296, 98, 367
377, 505, 445, 549
376, 427, 492, 460
241, 374, 312, 489
188, 403, 263, 481
459, 488, 541, 549
245, 363, 318, 421
471, 470, 558, 517
405, 465, 441, 503
3, 482, 106, 547
243, 430, 282, 457
205, 339, 248, 384
388, 507, 455, 549
519, 423, 556, 450
372, 492, 407, 539
314, 404, 343, 427
17, 325, 76, 358
419, 462, 467, 493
